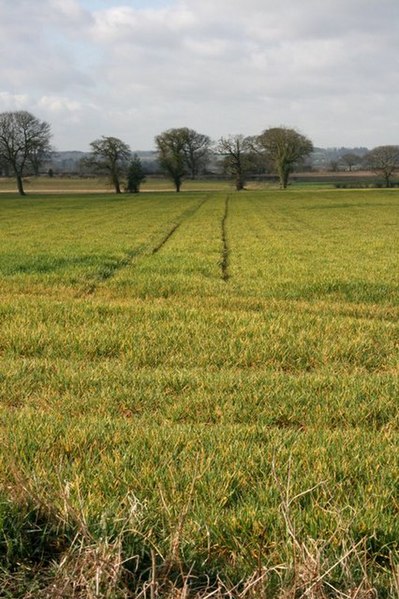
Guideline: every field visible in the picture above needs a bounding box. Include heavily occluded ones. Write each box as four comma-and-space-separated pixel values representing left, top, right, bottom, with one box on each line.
0, 176, 234, 194
0, 188, 398, 597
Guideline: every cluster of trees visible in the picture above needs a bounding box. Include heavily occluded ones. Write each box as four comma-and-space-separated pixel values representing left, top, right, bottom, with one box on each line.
1, 110, 399, 195
328, 147, 399, 186
155, 126, 314, 191
364, 146, 399, 188
155, 127, 212, 192
216, 128, 314, 191
0, 111, 147, 196
329, 152, 361, 172
82, 137, 146, 194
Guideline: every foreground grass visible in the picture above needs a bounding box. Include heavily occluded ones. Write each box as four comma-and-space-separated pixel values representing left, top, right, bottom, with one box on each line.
0, 190, 398, 596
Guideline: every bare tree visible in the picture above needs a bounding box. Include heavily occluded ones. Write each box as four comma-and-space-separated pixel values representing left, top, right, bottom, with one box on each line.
257, 127, 313, 189
182, 128, 211, 179
155, 128, 187, 192
0, 111, 52, 195
86, 136, 131, 193
0, 154, 10, 177
340, 152, 360, 172
216, 134, 253, 191
365, 145, 399, 187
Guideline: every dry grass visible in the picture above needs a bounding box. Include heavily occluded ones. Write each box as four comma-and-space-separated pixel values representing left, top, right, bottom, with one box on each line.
1, 463, 398, 598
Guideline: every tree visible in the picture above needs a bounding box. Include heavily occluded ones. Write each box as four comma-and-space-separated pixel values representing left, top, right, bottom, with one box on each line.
182, 128, 211, 179
126, 154, 146, 193
216, 135, 253, 191
155, 128, 187, 192
257, 127, 313, 189
365, 145, 399, 187
0, 111, 52, 195
87, 136, 131, 194
155, 127, 212, 191
341, 152, 360, 172
0, 154, 10, 177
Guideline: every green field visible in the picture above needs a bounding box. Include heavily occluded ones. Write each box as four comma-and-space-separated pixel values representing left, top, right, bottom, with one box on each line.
0, 189, 398, 597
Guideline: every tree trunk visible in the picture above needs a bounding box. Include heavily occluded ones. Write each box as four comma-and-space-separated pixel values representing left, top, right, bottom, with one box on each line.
113, 175, 121, 194
16, 174, 26, 196
174, 177, 181, 192
235, 177, 244, 191
278, 164, 290, 189
235, 168, 245, 191
283, 169, 289, 189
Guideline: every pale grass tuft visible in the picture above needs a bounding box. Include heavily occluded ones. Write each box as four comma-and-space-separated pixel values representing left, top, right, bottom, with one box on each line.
2, 460, 398, 598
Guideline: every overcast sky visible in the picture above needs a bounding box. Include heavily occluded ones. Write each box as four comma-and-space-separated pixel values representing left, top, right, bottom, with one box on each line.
1, 0, 398, 151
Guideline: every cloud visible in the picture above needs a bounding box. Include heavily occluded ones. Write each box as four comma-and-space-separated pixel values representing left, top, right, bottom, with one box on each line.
0, 92, 30, 111
1, 0, 399, 149
0, 0, 93, 94
38, 95, 96, 116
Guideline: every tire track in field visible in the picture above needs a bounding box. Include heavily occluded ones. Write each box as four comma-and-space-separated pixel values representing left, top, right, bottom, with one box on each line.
221, 195, 230, 281
151, 196, 208, 254
82, 246, 145, 294
82, 196, 208, 294
151, 222, 180, 254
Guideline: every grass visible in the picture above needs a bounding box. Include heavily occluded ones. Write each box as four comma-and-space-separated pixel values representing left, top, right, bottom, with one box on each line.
0, 189, 398, 596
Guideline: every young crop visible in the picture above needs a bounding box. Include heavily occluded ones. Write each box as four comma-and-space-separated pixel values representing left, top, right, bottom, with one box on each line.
0, 189, 398, 596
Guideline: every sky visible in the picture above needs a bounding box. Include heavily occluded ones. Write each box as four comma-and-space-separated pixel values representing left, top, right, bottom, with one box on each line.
1, 0, 398, 151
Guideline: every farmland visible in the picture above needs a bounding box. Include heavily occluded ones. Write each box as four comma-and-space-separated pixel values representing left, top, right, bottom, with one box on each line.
0, 189, 398, 596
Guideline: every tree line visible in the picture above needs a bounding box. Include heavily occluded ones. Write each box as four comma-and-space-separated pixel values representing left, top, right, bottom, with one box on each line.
1, 110, 399, 195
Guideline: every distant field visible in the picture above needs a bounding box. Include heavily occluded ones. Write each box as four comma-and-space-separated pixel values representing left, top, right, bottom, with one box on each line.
0, 175, 234, 193
0, 171, 390, 195
0, 190, 398, 596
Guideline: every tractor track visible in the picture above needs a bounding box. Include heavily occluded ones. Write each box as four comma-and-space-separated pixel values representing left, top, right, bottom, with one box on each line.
221, 195, 230, 282
151, 196, 208, 254
82, 196, 208, 295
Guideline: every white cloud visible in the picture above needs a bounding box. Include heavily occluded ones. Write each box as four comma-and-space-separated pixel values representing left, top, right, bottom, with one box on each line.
1, 0, 399, 149
48, 0, 87, 22
0, 92, 30, 110
38, 95, 89, 115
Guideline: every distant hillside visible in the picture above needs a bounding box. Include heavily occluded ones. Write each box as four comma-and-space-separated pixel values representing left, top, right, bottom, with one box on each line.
311, 147, 369, 170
